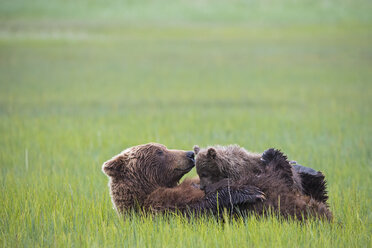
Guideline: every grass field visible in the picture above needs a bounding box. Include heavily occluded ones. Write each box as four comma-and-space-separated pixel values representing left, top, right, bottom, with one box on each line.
1, 0, 372, 247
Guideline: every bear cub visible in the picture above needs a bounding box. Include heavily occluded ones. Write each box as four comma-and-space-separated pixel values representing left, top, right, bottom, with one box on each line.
193, 145, 332, 220
194, 145, 328, 205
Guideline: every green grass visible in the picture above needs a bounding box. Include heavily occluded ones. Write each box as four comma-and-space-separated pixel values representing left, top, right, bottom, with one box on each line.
1, 0, 371, 247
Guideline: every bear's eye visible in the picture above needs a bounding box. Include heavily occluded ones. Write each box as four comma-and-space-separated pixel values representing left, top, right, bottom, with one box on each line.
156, 150, 164, 156
200, 173, 208, 178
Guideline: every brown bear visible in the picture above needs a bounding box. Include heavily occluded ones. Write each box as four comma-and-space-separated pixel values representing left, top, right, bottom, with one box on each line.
102, 143, 265, 215
194, 145, 332, 220
194, 145, 328, 204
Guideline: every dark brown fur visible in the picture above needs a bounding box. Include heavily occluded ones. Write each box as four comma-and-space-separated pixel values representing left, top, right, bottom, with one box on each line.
262, 148, 329, 204
195, 145, 333, 220
102, 143, 265, 215
194, 145, 303, 193
195, 145, 329, 204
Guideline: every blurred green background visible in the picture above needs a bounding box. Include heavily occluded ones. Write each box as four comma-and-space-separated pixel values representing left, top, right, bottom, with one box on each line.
1, 0, 371, 247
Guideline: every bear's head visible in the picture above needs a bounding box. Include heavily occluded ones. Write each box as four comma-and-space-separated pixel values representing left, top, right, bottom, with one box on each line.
193, 145, 233, 191
102, 143, 195, 211
194, 144, 261, 191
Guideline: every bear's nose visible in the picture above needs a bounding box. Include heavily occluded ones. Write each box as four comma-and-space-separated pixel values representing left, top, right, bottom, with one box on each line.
186, 151, 195, 160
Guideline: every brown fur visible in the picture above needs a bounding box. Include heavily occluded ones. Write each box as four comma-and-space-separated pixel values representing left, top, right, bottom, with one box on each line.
195, 145, 333, 220
194, 145, 303, 193
102, 143, 265, 215
102, 143, 199, 213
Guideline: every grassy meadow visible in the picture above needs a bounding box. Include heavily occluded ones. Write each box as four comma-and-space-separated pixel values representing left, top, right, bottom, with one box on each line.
1, 0, 372, 247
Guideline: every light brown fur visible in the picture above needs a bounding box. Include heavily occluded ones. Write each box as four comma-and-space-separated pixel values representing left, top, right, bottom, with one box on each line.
102, 143, 199, 213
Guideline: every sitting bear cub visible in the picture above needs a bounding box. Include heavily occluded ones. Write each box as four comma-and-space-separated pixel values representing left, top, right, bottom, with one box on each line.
193, 145, 332, 220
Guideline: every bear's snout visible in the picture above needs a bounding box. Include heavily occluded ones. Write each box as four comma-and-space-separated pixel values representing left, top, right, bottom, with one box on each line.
186, 151, 195, 162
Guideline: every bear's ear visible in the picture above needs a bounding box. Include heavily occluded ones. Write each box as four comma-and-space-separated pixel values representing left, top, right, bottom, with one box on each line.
193, 145, 200, 155
207, 148, 217, 159
102, 156, 126, 177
